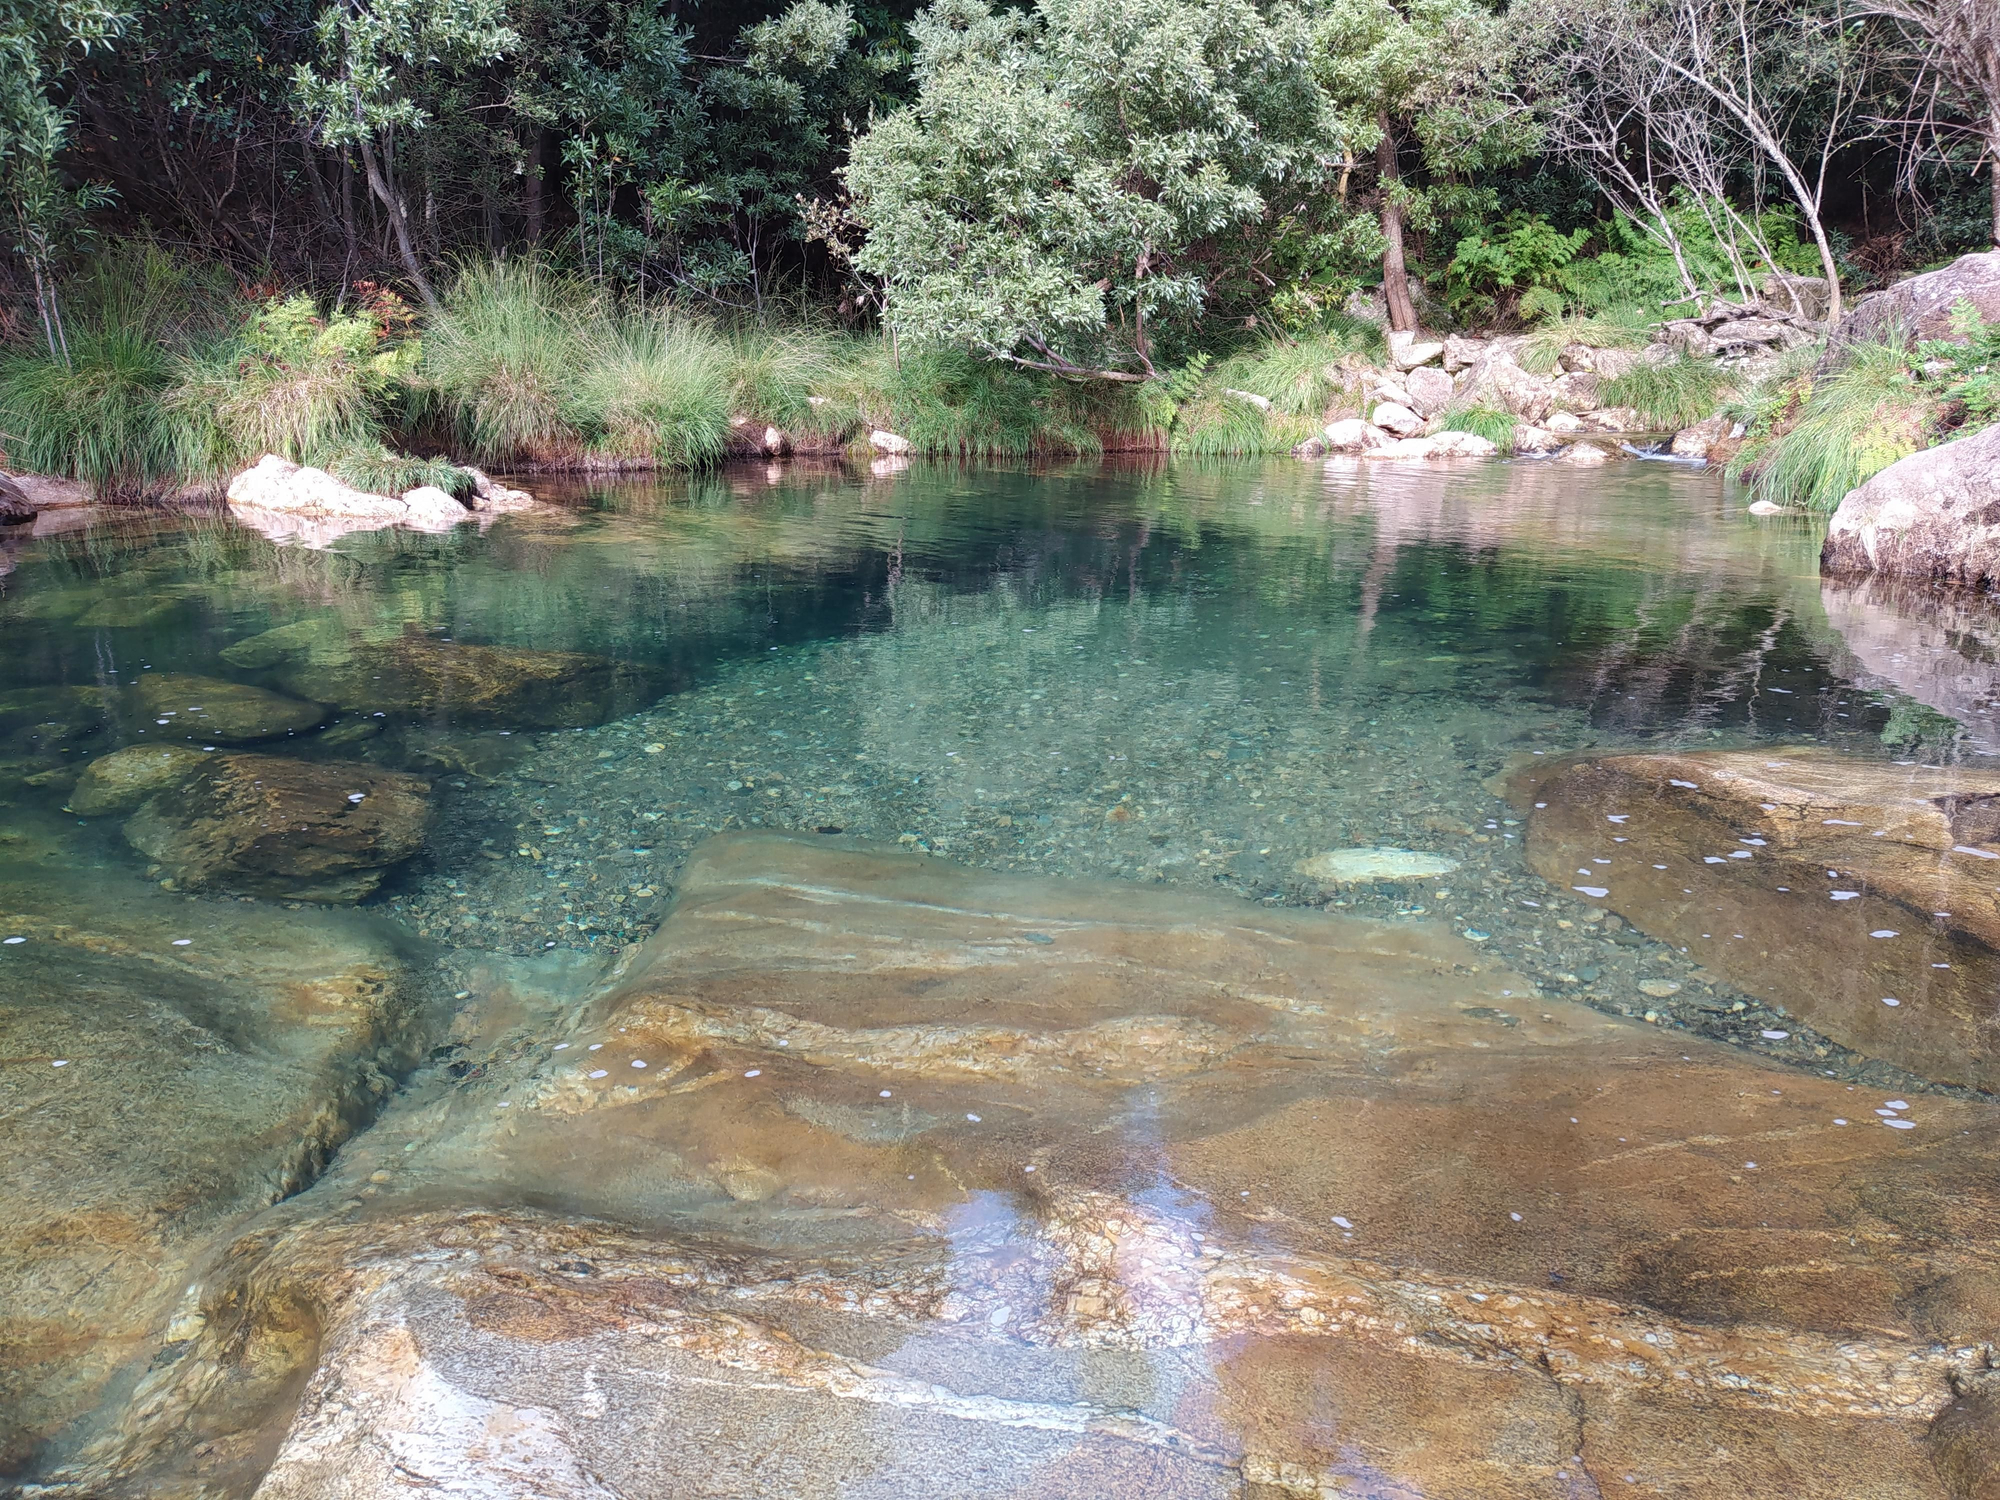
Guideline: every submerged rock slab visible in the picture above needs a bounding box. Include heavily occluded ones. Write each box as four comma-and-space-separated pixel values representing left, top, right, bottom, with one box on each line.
124, 752, 431, 902
132, 672, 325, 743
47, 834, 2000, 1499
1511, 746, 2000, 1089
0, 859, 420, 1471
1295, 845, 1460, 883
227, 625, 658, 729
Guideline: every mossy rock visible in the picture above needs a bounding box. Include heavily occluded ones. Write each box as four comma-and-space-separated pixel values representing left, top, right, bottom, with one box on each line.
133, 673, 326, 742
67, 744, 209, 816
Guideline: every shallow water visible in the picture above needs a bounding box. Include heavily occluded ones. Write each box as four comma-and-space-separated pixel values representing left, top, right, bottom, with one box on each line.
5, 456, 2000, 1495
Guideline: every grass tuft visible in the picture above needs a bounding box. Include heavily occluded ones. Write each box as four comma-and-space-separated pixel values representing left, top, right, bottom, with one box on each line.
0, 327, 183, 495
1729, 337, 1933, 509
577, 312, 735, 467
1601, 354, 1735, 430
1439, 405, 1518, 450
1518, 310, 1651, 376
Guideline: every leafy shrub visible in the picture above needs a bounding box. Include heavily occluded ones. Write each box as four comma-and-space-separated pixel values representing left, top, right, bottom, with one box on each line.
1602, 353, 1735, 430
1446, 214, 1589, 323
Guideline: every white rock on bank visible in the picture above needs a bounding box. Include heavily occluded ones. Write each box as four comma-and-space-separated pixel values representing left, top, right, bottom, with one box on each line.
1556, 442, 1615, 465
1371, 402, 1426, 437
225, 455, 475, 536
1388, 330, 1447, 370
463, 466, 536, 512
1403, 366, 1454, 418
869, 430, 913, 455
1424, 430, 1499, 458
1512, 425, 1565, 455
1323, 418, 1390, 454
1670, 415, 1732, 460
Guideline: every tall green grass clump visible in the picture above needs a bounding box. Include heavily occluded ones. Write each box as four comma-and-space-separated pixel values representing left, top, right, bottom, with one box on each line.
1729, 337, 1934, 510
1439, 405, 1519, 450
0, 243, 237, 495
578, 313, 734, 467
424, 261, 592, 462
728, 329, 834, 434
1602, 353, 1735, 430
1518, 310, 1651, 376
819, 343, 1119, 457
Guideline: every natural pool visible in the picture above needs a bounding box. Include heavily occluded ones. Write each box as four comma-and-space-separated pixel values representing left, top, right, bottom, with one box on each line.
5, 457, 2000, 1498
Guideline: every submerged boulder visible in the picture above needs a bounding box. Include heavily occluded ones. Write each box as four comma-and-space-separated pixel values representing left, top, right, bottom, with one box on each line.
66, 744, 208, 815
132, 671, 325, 742
1821, 425, 2000, 586
268, 635, 657, 728
0, 850, 418, 1470
43, 832, 2000, 1499
123, 752, 431, 902
1512, 746, 2000, 1090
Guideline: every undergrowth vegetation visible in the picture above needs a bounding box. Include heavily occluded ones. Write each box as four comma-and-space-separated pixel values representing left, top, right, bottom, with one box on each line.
1602, 354, 1736, 430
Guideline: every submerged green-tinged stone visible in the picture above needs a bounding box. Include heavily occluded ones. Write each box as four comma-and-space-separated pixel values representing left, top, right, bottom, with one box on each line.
66, 744, 208, 815
132, 672, 325, 742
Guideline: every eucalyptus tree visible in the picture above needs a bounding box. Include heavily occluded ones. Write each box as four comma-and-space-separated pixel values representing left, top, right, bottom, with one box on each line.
842, 0, 1344, 381
1518, 0, 1877, 323
2, 0, 127, 358
1310, 0, 1531, 332
293, 0, 519, 306
1853, 0, 2000, 244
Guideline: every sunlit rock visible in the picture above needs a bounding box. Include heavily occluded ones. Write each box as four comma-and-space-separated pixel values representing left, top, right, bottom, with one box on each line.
132, 671, 325, 742
1820, 424, 2000, 587
1321, 417, 1389, 454
41, 833, 2000, 1499
0, 859, 418, 1469
1295, 846, 1460, 883
123, 752, 431, 902
225, 455, 475, 545
1370, 401, 1425, 437
1512, 746, 2000, 1089
66, 744, 208, 815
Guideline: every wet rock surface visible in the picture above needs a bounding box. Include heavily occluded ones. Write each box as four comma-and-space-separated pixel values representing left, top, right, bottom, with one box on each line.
1513, 746, 2000, 1090
0, 845, 422, 1471
1819, 573, 2000, 754
41, 833, 2000, 1499
124, 752, 432, 902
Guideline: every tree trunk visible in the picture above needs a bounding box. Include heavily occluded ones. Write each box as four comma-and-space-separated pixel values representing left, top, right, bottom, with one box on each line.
1376, 112, 1416, 333
524, 128, 548, 245
1991, 124, 2000, 247
357, 134, 438, 311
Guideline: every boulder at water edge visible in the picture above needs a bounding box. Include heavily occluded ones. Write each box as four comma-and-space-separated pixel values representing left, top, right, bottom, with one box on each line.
1830, 250, 2000, 357
132, 671, 325, 742
0, 849, 418, 1469
1512, 746, 2000, 1090
1821, 425, 2000, 586
225, 454, 476, 541
41, 833, 2000, 1499
123, 752, 431, 902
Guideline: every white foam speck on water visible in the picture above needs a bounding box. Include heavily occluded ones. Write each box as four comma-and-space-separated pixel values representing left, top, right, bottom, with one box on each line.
1823, 819, 1863, 826
1653, 864, 1667, 869
880, 1090, 892, 1098
3, 937, 23, 944
1952, 845, 2000, 859
1024, 1165, 1036, 1173
966, 1114, 981, 1122
1669, 780, 1698, 789
1704, 857, 1726, 864
1830, 891, 1859, 901
51, 1060, 67, 1067
1761, 1029, 1789, 1040
1606, 815, 1628, 824
587, 1070, 607, 1079
172, 938, 191, 946
1520, 899, 1540, 907
1577, 868, 1593, 877
1744, 1162, 1757, 1170
1885, 1119, 1916, 1130
630, 1060, 646, 1069
1875, 1109, 1898, 1117
588, 1043, 602, 1051
1882, 997, 1901, 1007
1510, 1212, 1523, 1221
1740, 838, 1766, 847
1870, 930, 1899, 938
1592, 858, 1609, 864
1834, 1118, 1848, 1125
1333, 1215, 1353, 1229
1574, 885, 1609, 898
1885, 1100, 1908, 1109
1934, 962, 1952, 968
553, 1043, 569, 1050
497, 1101, 511, 1109
1729, 851, 1753, 859
744, 1069, 762, 1078
1535, 802, 1547, 808
154, 719, 169, 725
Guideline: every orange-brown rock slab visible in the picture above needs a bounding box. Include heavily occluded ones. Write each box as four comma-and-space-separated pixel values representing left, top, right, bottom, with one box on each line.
1507, 746, 2000, 1089
33, 834, 2000, 1499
